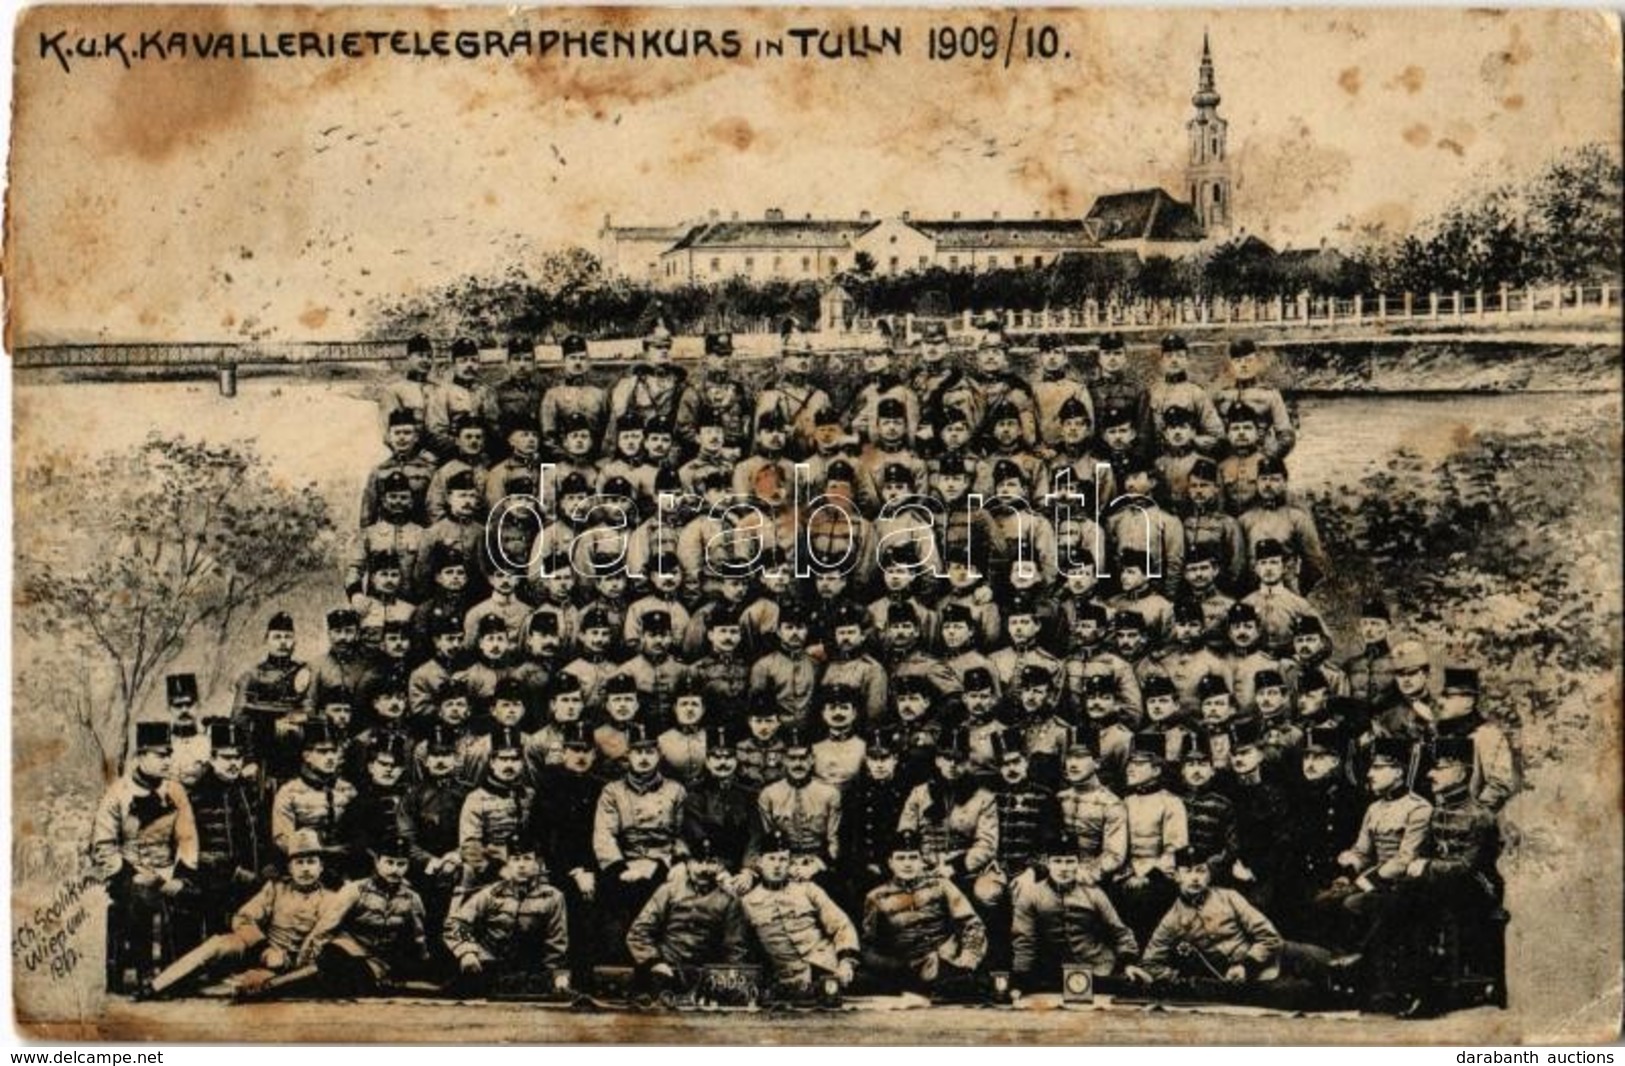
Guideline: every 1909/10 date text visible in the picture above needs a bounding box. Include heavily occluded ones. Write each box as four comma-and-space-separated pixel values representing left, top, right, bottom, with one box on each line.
927, 20, 1067, 63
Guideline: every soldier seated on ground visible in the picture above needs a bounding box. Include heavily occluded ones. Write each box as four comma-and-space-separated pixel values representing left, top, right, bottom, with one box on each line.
1141, 847, 1338, 998
859, 830, 988, 999
736, 832, 860, 1000
624, 835, 751, 995
145, 829, 337, 999
444, 842, 570, 996
1009, 828, 1149, 994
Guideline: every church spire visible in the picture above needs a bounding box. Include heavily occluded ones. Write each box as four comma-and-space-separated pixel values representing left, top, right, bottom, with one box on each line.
1185, 32, 1231, 234
1193, 29, 1220, 110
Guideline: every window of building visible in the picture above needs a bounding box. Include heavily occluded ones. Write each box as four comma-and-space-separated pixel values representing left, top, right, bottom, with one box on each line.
773, 256, 783, 274
801, 256, 812, 272
919, 256, 930, 269
1033, 256, 1043, 268
988, 256, 999, 268
1213, 186, 1222, 204
948, 256, 959, 269
889, 256, 899, 273
1014, 255, 1024, 267
829, 258, 839, 274
744, 257, 755, 274
710, 257, 721, 274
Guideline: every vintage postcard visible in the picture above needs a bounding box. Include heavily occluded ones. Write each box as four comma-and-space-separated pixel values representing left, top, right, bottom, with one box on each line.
6, 4, 1622, 1044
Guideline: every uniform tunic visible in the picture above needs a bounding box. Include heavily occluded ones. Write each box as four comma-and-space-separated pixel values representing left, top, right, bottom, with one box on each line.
1143, 886, 1283, 980
445, 877, 569, 969
1010, 870, 1140, 979
593, 775, 689, 872
232, 879, 338, 959
271, 773, 358, 855
862, 874, 987, 973
812, 735, 867, 794
1343, 789, 1433, 884
1055, 779, 1129, 883
1122, 787, 1188, 878
757, 778, 843, 862
898, 782, 999, 877
738, 879, 859, 989
303, 876, 428, 973
625, 866, 751, 968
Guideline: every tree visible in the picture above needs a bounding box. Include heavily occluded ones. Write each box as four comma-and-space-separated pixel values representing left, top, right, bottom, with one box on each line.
851, 251, 878, 277
15, 435, 338, 775
1525, 144, 1624, 284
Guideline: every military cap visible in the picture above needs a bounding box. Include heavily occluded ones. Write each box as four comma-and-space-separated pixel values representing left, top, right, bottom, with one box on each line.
1171, 599, 1206, 626
890, 829, 926, 855
1188, 458, 1220, 485
775, 604, 809, 629
876, 397, 907, 421
935, 455, 976, 479
560, 721, 595, 750
266, 611, 296, 634
1098, 404, 1136, 429
558, 472, 593, 498
704, 331, 735, 357
1018, 663, 1054, 691
1292, 615, 1328, 639
501, 413, 541, 440
780, 725, 813, 753
1442, 666, 1480, 695
1098, 333, 1125, 352
1160, 334, 1189, 353
1044, 826, 1084, 856
643, 322, 674, 351
1360, 599, 1392, 621
491, 677, 527, 704
939, 602, 974, 628
704, 723, 736, 752
426, 612, 463, 639
1390, 640, 1430, 672
371, 833, 414, 860
893, 673, 935, 697
937, 404, 972, 429
814, 406, 844, 427
989, 402, 1022, 427
424, 722, 461, 753
644, 413, 675, 435
1195, 673, 1231, 700
757, 407, 789, 432
1162, 405, 1196, 428
302, 719, 340, 749
992, 458, 1027, 487
378, 474, 414, 501
366, 549, 403, 574
1253, 668, 1287, 692
1064, 722, 1100, 756
1128, 731, 1166, 761
881, 462, 916, 487
387, 408, 420, 429
1142, 673, 1178, 700
936, 727, 972, 760
1431, 735, 1475, 765
1037, 334, 1061, 353
1257, 455, 1289, 479
758, 830, 793, 857
921, 320, 949, 342
370, 731, 410, 764
445, 468, 480, 494
1172, 845, 1212, 869
603, 673, 639, 696
990, 728, 1028, 762
1111, 610, 1146, 632
209, 720, 248, 753
1225, 403, 1262, 425
540, 672, 581, 700
134, 721, 172, 752
363, 672, 409, 703
708, 602, 748, 631
1083, 673, 1119, 697
746, 692, 782, 720
406, 334, 433, 356
435, 677, 472, 702
557, 411, 594, 438
1226, 602, 1260, 626
962, 666, 996, 693
1369, 735, 1412, 766
1004, 594, 1039, 619
1228, 338, 1259, 359
490, 725, 526, 756
881, 603, 917, 631
326, 608, 361, 631
687, 833, 721, 863
1178, 730, 1215, 762
1057, 395, 1091, 422
1304, 721, 1345, 755
672, 673, 707, 700
286, 829, 325, 859
448, 412, 484, 435
166, 673, 200, 707
431, 546, 472, 577
1297, 666, 1330, 693
560, 334, 588, 358
821, 684, 860, 710
866, 726, 902, 756
1075, 602, 1111, 626
1229, 717, 1264, 752
649, 465, 684, 496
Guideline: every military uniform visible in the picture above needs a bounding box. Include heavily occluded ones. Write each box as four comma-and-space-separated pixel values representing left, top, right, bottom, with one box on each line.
625, 862, 752, 974
861, 865, 988, 994
1010, 866, 1140, 987
738, 875, 860, 995
445, 873, 569, 979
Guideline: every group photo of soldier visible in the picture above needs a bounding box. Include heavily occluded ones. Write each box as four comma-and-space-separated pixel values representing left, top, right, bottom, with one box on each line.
90, 317, 1518, 1018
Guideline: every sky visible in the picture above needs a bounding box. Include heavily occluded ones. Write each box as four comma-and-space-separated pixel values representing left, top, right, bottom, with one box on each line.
5, 6, 1620, 344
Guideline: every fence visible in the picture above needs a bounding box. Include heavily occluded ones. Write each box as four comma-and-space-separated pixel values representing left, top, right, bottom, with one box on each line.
841, 282, 1619, 336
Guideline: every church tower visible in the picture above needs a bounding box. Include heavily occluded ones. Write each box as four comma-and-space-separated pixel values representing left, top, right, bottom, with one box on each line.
1185, 32, 1231, 234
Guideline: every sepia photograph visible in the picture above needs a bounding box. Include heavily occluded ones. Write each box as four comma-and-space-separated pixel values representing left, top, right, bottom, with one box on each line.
4, 4, 1622, 1045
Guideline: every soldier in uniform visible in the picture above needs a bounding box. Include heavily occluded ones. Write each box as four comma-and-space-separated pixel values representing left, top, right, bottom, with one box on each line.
456, 727, 535, 907
1344, 599, 1398, 708
270, 719, 357, 867
1010, 825, 1148, 994
898, 728, 1001, 909
339, 733, 412, 879
445, 841, 570, 995
1421, 667, 1520, 812
361, 410, 437, 528
233, 611, 313, 786
427, 415, 491, 523
1115, 731, 1189, 941
1176, 732, 1238, 890
608, 324, 686, 446
1148, 334, 1223, 452
1212, 338, 1296, 459
307, 608, 373, 717
1182, 463, 1247, 593
187, 720, 267, 936
682, 725, 757, 871
860, 829, 988, 998
757, 319, 834, 458
625, 835, 752, 993
1227, 719, 1295, 912
424, 337, 492, 460
593, 724, 689, 960
677, 331, 752, 458
91, 721, 200, 994
1279, 722, 1366, 944
376, 334, 434, 442
145, 828, 336, 999
539, 334, 608, 452
1238, 457, 1331, 594
753, 727, 842, 885
532, 722, 609, 988
737, 831, 861, 999
348, 474, 427, 605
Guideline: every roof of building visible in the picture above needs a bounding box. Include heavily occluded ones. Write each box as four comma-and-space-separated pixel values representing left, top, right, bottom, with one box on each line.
1084, 189, 1207, 243
666, 219, 876, 252
1276, 244, 1345, 263
605, 224, 692, 242
910, 219, 1099, 250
